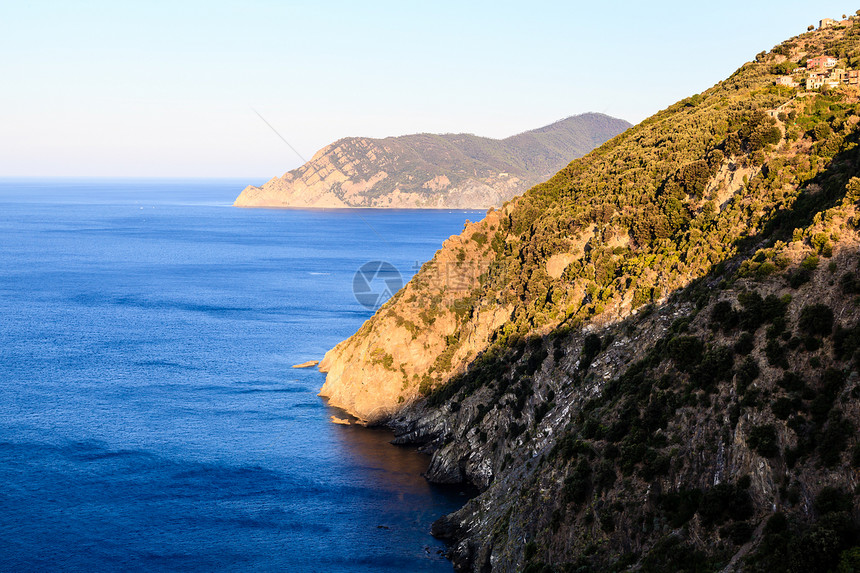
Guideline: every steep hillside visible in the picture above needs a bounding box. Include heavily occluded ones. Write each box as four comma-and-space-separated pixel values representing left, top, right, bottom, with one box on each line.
233, 114, 631, 209
411, 235, 860, 572
322, 16, 860, 572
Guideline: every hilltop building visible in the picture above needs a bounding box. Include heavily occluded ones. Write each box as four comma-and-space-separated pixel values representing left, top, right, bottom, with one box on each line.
770, 16, 860, 91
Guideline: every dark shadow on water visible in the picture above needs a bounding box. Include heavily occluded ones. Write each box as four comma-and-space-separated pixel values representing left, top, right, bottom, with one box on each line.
323, 401, 476, 508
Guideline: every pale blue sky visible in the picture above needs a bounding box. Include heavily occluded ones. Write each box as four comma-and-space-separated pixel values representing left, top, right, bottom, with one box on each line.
0, 1, 854, 178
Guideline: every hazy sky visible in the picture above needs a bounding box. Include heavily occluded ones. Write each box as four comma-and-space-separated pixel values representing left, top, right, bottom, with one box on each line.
1, 1, 855, 178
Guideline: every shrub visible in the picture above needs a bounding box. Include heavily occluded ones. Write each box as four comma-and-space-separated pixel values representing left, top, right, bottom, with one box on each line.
810, 369, 846, 425
639, 452, 672, 480
674, 160, 713, 198
738, 291, 789, 331
668, 336, 705, 372
641, 537, 709, 573
815, 486, 853, 515
524, 344, 548, 376
772, 396, 800, 420
748, 424, 779, 457
579, 333, 602, 370
711, 300, 739, 331
836, 548, 860, 573
721, 521, 754, 545
803, 336, 822, 351
834, 323, 860, 360
619, 440, 648, 475
552, 434, 594, 462
660, 489, 703, 527
841, 273, 860, 294
789, 268, 813, 288
765, 339, 789, 368
419, 377, 433, 396
562, 459, 592, 504
748, 511, 857, 573
735, 331, 756, 355
594, 460, 617, 492
801, 254, 820, 271
819, 412, 854, 467
812, 122, 833, 142
799, 304, 835, 337
698, 483, 754, 526
736, 357, 760, 394
777, 372, 807, 393
771, 61, 795, 75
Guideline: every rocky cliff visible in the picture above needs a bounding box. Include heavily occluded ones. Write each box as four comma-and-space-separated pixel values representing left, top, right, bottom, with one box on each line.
234, 114, 631, 209
322, 18, 860, 572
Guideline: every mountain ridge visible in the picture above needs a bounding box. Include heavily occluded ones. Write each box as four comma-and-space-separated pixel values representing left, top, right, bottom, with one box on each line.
318, 15, 860, 572
233, 113, 631, 209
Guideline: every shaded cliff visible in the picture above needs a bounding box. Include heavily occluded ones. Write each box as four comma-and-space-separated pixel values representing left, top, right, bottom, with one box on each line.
234, 114, 631, 209
322, 17, 860, 572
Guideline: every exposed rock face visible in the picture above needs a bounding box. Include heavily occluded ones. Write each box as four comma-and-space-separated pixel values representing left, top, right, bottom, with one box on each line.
234, 114, 631, 209
319, 209, 512, 423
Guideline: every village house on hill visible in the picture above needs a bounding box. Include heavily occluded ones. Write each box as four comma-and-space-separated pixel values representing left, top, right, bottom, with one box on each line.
775, 17, 860, 92
803, 65, 860, 91
820, 17, 852, 29
807, 55, 838, 70
776, 75, 799, 88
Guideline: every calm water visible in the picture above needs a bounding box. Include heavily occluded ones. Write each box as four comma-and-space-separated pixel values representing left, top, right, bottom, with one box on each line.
0, 179, 481, 572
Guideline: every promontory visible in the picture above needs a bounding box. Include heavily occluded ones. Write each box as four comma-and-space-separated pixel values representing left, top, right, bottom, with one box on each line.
234, 113, 631, 209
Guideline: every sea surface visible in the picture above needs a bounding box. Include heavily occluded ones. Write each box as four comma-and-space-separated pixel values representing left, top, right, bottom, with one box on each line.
0, 178, 483, 572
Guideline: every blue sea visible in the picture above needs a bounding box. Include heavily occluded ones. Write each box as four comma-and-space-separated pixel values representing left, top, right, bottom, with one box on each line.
0, 178, 482, 572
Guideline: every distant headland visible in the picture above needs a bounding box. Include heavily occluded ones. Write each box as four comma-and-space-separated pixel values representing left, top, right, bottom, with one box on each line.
233, 113, 631, 209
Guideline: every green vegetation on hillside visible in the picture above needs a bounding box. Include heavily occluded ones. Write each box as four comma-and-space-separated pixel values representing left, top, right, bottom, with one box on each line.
409, 19, 860, 394
375, 17, 860, 573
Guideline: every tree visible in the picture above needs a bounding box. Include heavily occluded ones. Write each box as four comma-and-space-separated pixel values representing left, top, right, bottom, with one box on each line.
724, 132, 742, 156
845, 177, 860, 202
808, 25, 815, 31
813, 122, 833, 141
772, 61, 795, 75
673, 160, 712, 198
